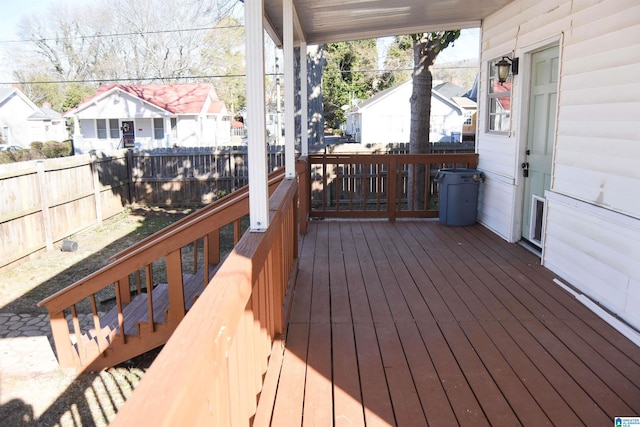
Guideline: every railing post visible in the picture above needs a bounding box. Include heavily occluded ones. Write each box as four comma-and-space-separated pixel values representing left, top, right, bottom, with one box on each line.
296, 157, 309, 235
387, 156, 397, 221
48, 310, 79, 369
166, 249, 186, 324
90, 151, 103, 225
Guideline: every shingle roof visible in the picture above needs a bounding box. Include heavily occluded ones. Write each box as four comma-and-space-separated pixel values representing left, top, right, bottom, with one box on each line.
73, 83, 224, 115
28, 106, 63, 121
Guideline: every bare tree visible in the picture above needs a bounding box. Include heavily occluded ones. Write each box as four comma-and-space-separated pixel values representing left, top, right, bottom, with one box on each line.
12, 0, 241, 109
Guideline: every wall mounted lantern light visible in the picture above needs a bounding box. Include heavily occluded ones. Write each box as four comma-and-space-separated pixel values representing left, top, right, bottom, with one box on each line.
495, 56, 519, 84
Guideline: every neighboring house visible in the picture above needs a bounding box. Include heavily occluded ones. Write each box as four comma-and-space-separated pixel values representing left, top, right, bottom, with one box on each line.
345, 79, 476, 144
28, 102, 69, 143
0, 87, 67, 147
451, 96, 477, 142
65, 83, 231, 154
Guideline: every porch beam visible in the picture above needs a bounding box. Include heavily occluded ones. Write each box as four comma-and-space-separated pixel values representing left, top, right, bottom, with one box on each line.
300, 41, 308, 156
283, 0, 296, 179
245, 0, 270, 231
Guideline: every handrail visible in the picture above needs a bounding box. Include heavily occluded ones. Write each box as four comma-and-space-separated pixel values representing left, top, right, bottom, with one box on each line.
108, 168, 286, 262
37, 168, 287, 371
39, 169, 286, 312
110, 176, 300, 426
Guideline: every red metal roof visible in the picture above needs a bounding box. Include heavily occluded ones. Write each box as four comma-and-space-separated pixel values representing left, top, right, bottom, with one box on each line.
76, 83, 224, 115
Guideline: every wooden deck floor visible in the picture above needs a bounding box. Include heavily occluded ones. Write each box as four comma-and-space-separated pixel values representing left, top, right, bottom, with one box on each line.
260, 220, 640, 426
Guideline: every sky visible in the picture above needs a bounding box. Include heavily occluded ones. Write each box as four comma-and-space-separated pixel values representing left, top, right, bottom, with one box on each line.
435, 28, 480, 64
0, 1, 479, 83
0, 0, 92, 81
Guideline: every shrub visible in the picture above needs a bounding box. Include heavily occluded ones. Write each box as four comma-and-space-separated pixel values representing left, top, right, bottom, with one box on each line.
42, 140, 72, 158
0, 149, 46, 164
31, 141, 44, 150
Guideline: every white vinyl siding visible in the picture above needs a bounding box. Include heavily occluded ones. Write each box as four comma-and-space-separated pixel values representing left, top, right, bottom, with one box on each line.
479, 0, 640, 331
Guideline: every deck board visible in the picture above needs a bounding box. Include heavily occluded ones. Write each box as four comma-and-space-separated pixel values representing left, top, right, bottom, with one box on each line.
261, 220, 640, 426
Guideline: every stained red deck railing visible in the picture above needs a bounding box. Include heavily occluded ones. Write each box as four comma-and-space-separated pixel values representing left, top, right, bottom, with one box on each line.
308, 153, 478, 220
37, 168, 288, 371
111, 173, 300, 426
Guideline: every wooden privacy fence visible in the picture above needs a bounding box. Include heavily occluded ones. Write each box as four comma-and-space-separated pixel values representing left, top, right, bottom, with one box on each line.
0, 147, 287, 269
129, 146, 286, 206
0, 151, 130, 269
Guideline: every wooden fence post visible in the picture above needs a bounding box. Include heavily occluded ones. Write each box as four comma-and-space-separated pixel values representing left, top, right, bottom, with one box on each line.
126, 149, 134, 205
90, 151, 103, 225
36, 160, 54, 251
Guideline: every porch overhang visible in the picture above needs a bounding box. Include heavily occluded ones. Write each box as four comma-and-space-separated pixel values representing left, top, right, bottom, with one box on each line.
248, 0, 518, 229
263, 0, 515, 46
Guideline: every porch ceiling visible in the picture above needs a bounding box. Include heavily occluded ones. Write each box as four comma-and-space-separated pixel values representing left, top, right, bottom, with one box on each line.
263, 0, 515, 45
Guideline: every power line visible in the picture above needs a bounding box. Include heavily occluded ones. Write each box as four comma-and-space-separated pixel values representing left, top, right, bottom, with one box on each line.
0, 72, 282, 86
0, 25, 244, 45
0, 65, 476, 86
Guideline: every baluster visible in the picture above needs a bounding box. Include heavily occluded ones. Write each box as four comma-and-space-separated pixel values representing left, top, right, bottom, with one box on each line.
234, 219, 242, 244
70, 305, 85, 362
146, 264, 155, 331
135, 270, 142, 295
193, 239, 198, 274
114, 280, 126, 343
89, 295, 108, 353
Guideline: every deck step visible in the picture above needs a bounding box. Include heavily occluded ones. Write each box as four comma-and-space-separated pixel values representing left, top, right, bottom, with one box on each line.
86, 284, 169, 342
78, 265, 215, 368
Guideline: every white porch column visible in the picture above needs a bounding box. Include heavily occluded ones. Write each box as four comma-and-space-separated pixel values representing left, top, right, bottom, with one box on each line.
300, 41, 309, 156
245, 0, 269, 231
283, 0, 296, 179
164, 116, 172, 148
72, 115, 82, 140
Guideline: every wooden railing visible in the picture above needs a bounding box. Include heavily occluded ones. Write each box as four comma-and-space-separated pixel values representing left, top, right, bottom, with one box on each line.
110, 174, 300, 426
308, 153, 478, 220
37, 168, 287, 371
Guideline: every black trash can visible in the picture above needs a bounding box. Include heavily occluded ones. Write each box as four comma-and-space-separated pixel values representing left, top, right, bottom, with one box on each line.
434, 168, 484, 226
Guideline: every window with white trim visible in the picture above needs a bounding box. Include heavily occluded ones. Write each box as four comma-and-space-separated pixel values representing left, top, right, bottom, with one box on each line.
154, 118, 165, 140
109, 119, 119, 139
96, 119, 107, 139
487, 56, 512, 133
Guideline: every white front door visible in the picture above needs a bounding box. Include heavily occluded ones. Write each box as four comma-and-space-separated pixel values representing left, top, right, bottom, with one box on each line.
522, 45, 559, 247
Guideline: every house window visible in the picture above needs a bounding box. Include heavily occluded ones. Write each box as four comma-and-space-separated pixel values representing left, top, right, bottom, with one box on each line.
154, 118, 165, 140
1, 126, 9, 144
464, 113, 473, 126
96, 119, 107, 139
109, 119, 119, 139
487, 56, 512, 133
